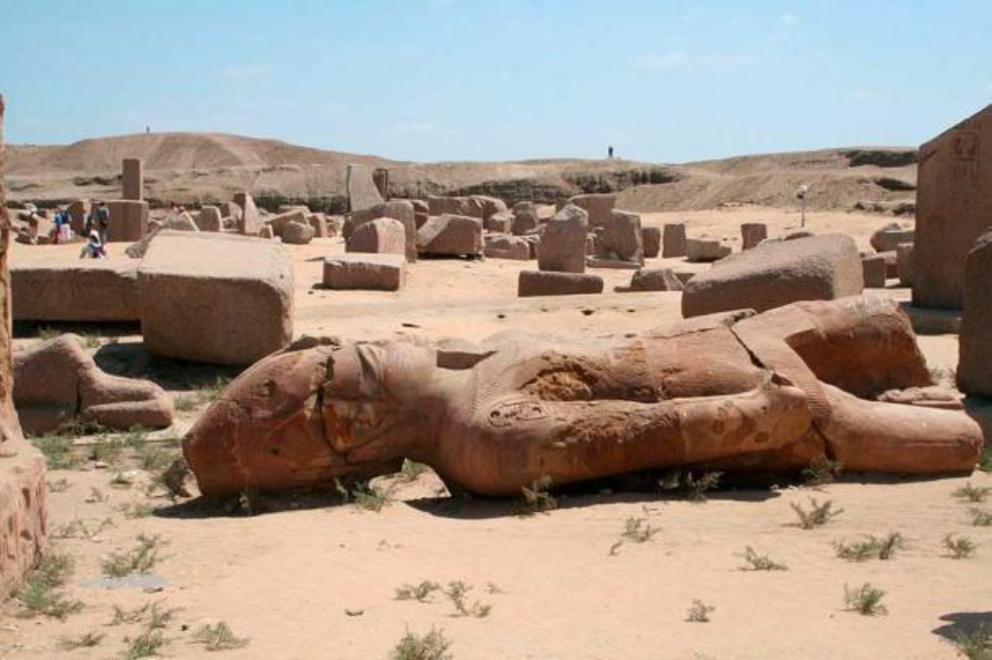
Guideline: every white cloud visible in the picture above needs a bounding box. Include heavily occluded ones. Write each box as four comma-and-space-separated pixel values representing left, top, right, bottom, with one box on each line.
390, 120, 458, 137
633, 51, 757, 72
780, 12, 798, 25
216, 66, 272, 82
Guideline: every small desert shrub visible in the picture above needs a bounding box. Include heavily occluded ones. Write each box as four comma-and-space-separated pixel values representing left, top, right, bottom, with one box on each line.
790, 497, 843, 529
110, 602, 151, 625
391, 627, 453, 660
395, 581, 441, 603
102, 533, 167, 577
951, 623, 992, 660
192, 622, 250, 651
119, 502, 155, 519
136, 445, 172, 473
124, 629, 168, 659
52, 517, 114, 541
444, 581, 491, 618
197, 377, 232, 404
31, 433, 79, 469
954, 483, 992, 503
834, 533, 905, 561
660, 470, 723, 502
944, 534, 977, 559
621, 517, 659, 543
519, 476, 557, 515
970, 509, 992, 527
979, 445, 992, 473
802, 456, 843, 487
89, 437, 127, 465
686, 599, 715, 623
351, 482, 392, 512
15, 553, 83, 619
844, 583, 887, 616
400, 459, 428, 482
739, 546, 788, 571
58, 632, 105, 650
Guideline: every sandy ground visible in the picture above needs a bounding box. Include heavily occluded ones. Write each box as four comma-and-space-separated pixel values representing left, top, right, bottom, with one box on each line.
3, 207, 990, 660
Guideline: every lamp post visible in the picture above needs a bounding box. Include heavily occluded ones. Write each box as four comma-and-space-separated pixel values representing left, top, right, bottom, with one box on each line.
796, 184, 809, 228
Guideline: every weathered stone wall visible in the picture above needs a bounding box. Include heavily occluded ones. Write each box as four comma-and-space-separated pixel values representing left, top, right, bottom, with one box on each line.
0, 95, 49, 595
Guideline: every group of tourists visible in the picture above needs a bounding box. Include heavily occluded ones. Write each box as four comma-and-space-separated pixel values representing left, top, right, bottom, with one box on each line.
47, 202, 110, 259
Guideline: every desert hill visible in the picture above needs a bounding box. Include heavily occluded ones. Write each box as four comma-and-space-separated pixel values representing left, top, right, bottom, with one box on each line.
5, 132, 917, 214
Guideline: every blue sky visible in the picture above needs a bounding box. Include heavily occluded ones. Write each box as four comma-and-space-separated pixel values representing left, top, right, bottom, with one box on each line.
1, 0, 990, 163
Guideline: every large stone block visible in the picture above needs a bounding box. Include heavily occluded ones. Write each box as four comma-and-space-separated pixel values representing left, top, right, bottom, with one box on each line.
682, 234, 864, 318
122, 158, 143, 200
417, 214, 483, 257
484, 235, 530, 260
323, 254, 405, 291
567, 193, 615, 226
741, 223, 768, 250
897, 243, 915, 286
538, 204, 588, 273
662, 223, 686, 257
685, 237, 731, 262
870, 222, 914, 253
862, 254, 888, 288
12, 260, 140, 321
106, 200, 148, 242
197, 205, 223, 232
137, 231, 294, 365
512, 202, 540, 235
958, 231, 992, 396
598, 210, 644, 264
347, 217, 406, 256
347, 201, 417, 262
914, 104, 992, 308
518, 270, 603, 297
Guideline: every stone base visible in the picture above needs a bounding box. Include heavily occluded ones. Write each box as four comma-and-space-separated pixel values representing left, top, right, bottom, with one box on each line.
0, 439, 47, 596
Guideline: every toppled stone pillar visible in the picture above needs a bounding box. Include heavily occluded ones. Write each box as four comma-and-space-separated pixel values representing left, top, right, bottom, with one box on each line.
122, 158, 143, 200
0, 94, 49, 595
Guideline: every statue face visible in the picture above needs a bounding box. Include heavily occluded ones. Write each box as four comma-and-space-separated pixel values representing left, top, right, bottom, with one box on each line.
184, 341, 438, 497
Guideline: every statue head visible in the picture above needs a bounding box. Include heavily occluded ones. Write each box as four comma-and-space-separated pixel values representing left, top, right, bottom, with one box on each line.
183, 339, 440, 497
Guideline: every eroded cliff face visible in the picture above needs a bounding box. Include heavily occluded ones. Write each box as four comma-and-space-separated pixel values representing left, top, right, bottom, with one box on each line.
0, 94, 49, 595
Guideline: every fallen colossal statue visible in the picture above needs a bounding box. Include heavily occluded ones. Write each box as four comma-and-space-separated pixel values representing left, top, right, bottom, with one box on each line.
184, 295, 984, 497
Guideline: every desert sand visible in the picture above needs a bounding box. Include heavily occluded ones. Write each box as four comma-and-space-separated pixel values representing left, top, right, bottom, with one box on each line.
2, 203, 989, 659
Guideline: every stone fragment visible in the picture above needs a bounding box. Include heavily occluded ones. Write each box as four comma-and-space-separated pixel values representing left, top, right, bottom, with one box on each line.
685, 237, 731, 262
862, 255, 888, 288
410, 199, 429, 228
122, 158, 143, 200
518, 270, 604, 297
323, 254, 405, 291
682, 234, 864, 318
567, 193, 615, 226
417, 214, 483, 257
197, 205, 223, 232
346, 163, 385, 212
125, 211, 199, 259
308, 213, 328, 237
741, 223, 768, 250
484, 211, 513, 233
347, 217, 406, 255
870, 222, 914, 252
233, 192, 261, 235
484, 235, 530, 260
512, 202, 540, 235
662, 223, 686, 258
347, 201, 417, 262
626, 268, 684, 292
538, 204, 588, 273
642, 226, 661, 258
12, 260, 140, 321
282, 221, 315, 245
14, 334, 173, 435
897, 243, 914, 286
266, 210, 307, 238
597, 210, 644, 264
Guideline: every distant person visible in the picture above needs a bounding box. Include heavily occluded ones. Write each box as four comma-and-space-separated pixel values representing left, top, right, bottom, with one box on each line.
95, 202, 110, 244
608, 145, 614, 159
146, 125, 150, 134
50, 210, 71, 244
79, 231, 106, 259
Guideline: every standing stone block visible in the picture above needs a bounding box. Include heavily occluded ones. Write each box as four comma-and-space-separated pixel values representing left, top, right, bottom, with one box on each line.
106, 200, 148, 242
122, 158, 143, 200
662, 223, 687, 258
567, 193, 615, 226
233, 192, 261, 235
411, 199, 429, 228
914, 104, 992, 308
197, 205, 223, 232
598, 210, 644, 264
897, 243, 915, 286
0, 95, 50, 595
137, 232, 294, 365
642, 226, 661, 258
861, 255, 888, 288
741, 223, 768, 250
347, 163, 385, 212
958, 231, 992, 396
347, 201, 418, 262
372, 168, 390, 201
538, 204, 588, 273
512, 202, 540, 235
